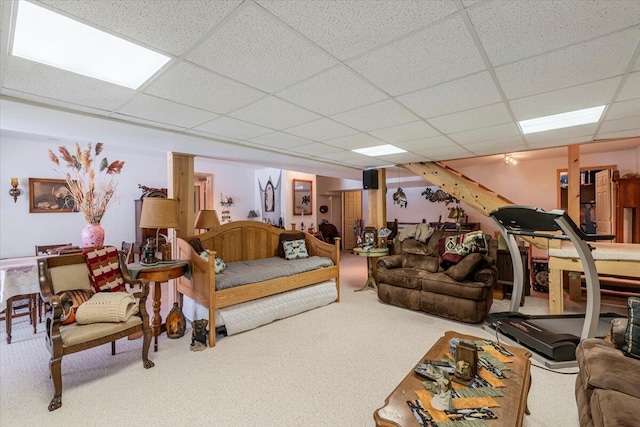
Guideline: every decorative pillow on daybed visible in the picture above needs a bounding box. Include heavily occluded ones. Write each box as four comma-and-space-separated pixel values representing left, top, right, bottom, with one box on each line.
83, 246, 125, 293
622, 297, 640, 359
278, 232, 305, 258
283, 239, 309, 260
198, 250, 227, 273
438, 231, 488, 268
75, 292, 139, 324
57, 289, 94, 325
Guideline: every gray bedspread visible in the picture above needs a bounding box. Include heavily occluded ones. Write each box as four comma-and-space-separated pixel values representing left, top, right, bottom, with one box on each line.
215, 256, 334, 290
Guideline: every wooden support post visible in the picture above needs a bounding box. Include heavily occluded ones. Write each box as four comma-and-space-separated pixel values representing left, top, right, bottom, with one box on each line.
366, 169, 387, 230
567, 145, 580, 226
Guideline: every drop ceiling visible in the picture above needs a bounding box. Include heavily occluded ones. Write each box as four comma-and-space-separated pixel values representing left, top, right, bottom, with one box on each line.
1, 0, 639, 181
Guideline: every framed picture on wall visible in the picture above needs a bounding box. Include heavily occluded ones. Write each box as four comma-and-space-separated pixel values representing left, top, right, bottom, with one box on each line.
293, 179, 312, 215
29, 178, 77, 213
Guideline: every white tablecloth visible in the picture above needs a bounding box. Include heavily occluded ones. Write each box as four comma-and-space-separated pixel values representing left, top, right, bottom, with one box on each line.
0, 257, 41, 306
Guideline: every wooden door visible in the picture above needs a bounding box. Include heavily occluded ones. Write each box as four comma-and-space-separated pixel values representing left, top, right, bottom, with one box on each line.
342, 191, 362, 250
595, 169, 612, 236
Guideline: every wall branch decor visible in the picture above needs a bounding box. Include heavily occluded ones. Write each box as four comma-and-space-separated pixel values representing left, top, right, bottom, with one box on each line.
421, 187, 458, 204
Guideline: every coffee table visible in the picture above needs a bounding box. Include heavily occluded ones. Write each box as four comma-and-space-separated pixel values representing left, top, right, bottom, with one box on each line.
374, 331, 531, 427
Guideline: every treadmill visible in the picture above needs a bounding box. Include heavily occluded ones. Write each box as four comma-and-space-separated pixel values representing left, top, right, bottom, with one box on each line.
483, 205, 618, 369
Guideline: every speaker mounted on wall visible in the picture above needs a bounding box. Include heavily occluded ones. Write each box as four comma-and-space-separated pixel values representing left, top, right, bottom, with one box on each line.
363, 169, 379, 189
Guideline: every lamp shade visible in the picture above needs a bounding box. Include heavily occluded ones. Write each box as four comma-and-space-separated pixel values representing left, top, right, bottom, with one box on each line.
195, 209, 220, 230
139, 198, 180, 229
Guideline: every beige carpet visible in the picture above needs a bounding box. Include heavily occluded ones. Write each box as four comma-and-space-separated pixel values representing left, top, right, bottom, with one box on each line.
0, 251, 626, 427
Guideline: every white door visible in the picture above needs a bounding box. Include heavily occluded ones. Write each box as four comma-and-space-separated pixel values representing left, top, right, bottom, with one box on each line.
342, 191, 362, 250
595, 169, 612, 236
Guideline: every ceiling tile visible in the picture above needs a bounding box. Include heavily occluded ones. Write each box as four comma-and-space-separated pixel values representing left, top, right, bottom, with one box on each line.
595, 129, 640, 140
509, 77, 621, 121
1, 56, 135, 111
331, 99, 418, 132
323, 133, 385, 150
524, 123, 598, 145
598, 117, 640, 134
463, 135, 527, 154
185, 129, 240, 143
145, 61, 265, 114
413, 144, 474, 161
375, 152, 429, 164
369, 120, 441, 143
41, 0, 242, 56
257, 0, 457, 61
276, 66, 387, 116
397, 72, 502, 119
187, 4, 336, 92
605, 99, 640, 121
110, 113, 188, 132
117, 94, 218, 129
469, 0, 640, 66
286, 142, 343, 156
319, 150, 372, 163
396, 135, 458, 152
449, 123, 521, 145
285, 118, 358, 141
349, 16, 486, 96
634, 56, 640, 72
427, 102, 512, 134
228, 96, 319, 130
193, 116, 272, 140
527, 135, 593, 149
495, 28, 640, 99
334, 156, 391, 168
0, 88, 111, 117
462, 0, 483, 7
617, 71, 640, 101
249, 132, 314, 149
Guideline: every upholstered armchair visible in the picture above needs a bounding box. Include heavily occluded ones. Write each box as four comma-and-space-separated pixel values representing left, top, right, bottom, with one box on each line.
37, 249, 154, 411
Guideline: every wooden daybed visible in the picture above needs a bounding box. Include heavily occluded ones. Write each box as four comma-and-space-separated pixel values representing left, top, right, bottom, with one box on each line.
176, 221, 340, 347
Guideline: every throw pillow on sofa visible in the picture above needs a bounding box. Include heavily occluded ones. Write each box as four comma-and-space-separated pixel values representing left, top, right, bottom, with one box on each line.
438, 231, 488, 268
278, 232, 305, 258
283, 239, 309, 260
444, 253, 484, 281
622, 297, 640, 359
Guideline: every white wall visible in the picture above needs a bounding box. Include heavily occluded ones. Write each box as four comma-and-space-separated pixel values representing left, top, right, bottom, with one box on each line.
1, 135, 166, 258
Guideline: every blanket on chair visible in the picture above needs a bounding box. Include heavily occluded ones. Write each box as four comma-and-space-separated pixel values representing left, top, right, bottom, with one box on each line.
75, 292, 138, 324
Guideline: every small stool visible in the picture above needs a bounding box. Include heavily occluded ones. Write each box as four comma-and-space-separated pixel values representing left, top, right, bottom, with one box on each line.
1, 293, 38, 344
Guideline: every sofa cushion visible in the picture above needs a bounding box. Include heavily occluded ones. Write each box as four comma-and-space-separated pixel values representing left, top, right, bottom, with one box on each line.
378, 283, 421, 311
590, 389, 638, 427
402, 254, 439, 272
421, 272, 490, 301
622, 297, 640, 359
377, 267, 432, 290
278, 232, 305, 258
444, 253, 484, 281
401, 238, 428, 255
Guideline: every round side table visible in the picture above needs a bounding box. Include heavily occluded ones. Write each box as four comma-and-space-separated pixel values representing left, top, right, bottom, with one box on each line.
353, 247, 389, 292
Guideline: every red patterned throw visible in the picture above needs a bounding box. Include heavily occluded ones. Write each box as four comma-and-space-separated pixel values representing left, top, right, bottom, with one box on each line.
83, 246, 125, 293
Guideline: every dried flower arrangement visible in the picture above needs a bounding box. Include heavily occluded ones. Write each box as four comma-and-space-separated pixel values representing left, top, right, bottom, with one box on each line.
48, 142, 125, 224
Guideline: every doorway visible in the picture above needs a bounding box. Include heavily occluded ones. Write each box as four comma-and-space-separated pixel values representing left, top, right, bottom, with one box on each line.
342, 190, 362, 250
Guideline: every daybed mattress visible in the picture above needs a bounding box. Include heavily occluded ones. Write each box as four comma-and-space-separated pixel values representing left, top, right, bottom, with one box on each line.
182, 280, 337, 335
216, 256, 334, 290
548, 242, 640, 261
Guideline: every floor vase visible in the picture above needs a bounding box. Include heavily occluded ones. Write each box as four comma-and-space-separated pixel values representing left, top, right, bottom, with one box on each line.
81, 223, 105, 248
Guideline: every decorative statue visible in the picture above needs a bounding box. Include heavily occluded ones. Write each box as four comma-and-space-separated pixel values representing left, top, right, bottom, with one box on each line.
430, 366, 452, 411
190, 319, 208, 351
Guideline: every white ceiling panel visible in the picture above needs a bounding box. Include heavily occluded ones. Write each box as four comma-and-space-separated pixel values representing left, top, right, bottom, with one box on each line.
349, 16, 486, 96
396, 135, 458, 152
509, 77, 621, 121
334, 156, 391, 168
110, 113, 189, 132
285, 142, 343, 156
369, 120, 441, 143
596, 129, 640, 140
117, 94, 218, 129
228, 96, 319, 130
527, 135, 594, 149
285, 118, 358, 141
413, 145, 474, 160
276, 66, 387, 116
634, 56, 640, 72
599, 117, 640, 134
449, 123, 521, 145
257, 0, 457, 61
323, 133, 385, 150
427, 102, 512, 134
469, 0, 640, 67
616, 71, 640, 102
193, 116, 272, 140
398, 72, 503, 119
605, 99, 640, 121
2, 56, 135, 111
495, 28, 640, 99
249, 132, 314, 149
463, 135, 527, 154
318, 150, 372, 163
145, 62, 265, 114
524, 123, 599, 145
187, 4, 336, 92
1, 88, 111, 117
376, 152, 430, 164
331, 99, 418, 132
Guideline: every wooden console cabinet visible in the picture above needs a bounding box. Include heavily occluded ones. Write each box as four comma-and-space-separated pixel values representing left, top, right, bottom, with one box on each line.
613, 175, 640, 243
495, 247, 530, 303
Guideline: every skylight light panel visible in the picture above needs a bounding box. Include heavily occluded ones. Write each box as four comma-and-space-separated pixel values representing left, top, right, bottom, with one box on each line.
518, 105, 606, 135
352, 144, 407, 157
11, 1, 171, 89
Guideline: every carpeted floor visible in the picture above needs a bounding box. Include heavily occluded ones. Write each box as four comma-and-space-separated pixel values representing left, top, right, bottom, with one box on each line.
0, 251, 628, 426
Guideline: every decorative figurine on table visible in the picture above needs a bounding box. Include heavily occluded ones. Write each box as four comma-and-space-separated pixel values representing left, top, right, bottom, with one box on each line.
430, 366, 452, 411
453, 341, 478, 386
190, 319, 208, 351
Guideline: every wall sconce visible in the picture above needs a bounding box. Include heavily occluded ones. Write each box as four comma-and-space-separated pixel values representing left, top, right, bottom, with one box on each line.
220, 193, 234, 207
504, 154, 518, 165
9, 178, 21, 203
247, 210, 259, 219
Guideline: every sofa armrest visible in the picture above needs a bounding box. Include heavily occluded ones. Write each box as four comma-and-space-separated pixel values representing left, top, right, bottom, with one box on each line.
378, 255, 402, 270
611, 318, 629, 350
472, 266, 497, 288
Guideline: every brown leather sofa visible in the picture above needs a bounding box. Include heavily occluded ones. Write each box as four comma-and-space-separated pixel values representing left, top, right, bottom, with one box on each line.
376, 230, 497, 323
575, 318, 639, 427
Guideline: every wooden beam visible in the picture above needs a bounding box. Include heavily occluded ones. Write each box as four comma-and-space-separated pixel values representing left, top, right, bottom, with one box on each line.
366, 168, 387, 230
567, 145, 580, 226
168, 152, 195, 239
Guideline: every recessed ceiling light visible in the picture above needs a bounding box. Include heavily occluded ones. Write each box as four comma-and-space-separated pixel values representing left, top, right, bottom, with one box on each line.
352, 144, 407, 157
518, 105, 606, 135
11, 0, 171, 89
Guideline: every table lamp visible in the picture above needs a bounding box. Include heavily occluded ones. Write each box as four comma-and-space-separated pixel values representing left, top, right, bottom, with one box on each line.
139, 198, 179, 264
195, 209, 221, 231
448, 206, 466, 231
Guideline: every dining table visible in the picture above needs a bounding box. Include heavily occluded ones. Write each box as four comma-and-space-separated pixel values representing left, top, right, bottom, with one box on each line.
0, 256, 41, 343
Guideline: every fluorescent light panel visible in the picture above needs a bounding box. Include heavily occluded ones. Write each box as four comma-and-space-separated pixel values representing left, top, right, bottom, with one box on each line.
352, 144, 407, 157
11, 1, 171, 89
518, 105, 606, 135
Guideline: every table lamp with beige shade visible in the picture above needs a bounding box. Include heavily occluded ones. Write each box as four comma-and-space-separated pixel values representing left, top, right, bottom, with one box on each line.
195, 209, 221, 231
139, 198, 179, 264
